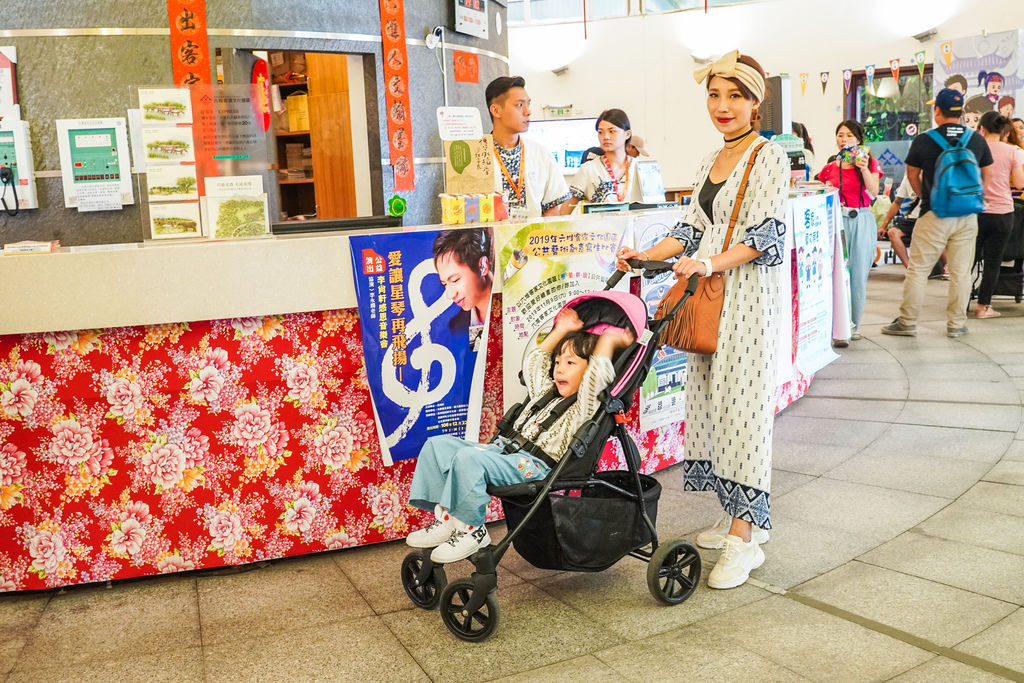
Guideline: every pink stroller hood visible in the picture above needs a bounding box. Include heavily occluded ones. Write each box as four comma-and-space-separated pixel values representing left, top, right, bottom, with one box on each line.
562, 290, 650, 398
563, 290, 648, 336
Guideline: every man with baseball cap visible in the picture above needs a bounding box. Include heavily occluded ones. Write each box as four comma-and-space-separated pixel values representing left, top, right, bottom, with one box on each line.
882, 87, 993, 338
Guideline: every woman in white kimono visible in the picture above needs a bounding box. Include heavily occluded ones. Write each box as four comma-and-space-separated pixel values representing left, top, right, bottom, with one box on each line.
616, 51, 788, 590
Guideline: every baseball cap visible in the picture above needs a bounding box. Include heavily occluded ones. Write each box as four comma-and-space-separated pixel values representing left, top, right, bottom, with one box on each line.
927, 88, 964, 113
628, 134, 650, 156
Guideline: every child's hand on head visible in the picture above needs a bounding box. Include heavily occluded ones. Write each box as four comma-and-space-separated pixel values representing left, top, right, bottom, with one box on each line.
554, 308, 584, 332
610, 327, 635, 349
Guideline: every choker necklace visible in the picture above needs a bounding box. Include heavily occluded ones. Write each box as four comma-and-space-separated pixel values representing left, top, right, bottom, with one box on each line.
723, 128, 754, 148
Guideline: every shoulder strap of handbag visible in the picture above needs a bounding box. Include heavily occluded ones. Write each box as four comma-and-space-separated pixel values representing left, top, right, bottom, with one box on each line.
722, 139, 769, 250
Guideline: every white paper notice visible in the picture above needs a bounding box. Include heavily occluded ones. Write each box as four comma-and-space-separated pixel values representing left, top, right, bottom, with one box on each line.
436, 107, 483, 141
205, 175, 265, 197
76, 182, 123, 212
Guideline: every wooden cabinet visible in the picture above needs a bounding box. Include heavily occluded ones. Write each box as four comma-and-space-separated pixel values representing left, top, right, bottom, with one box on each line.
272, 51, 357, 219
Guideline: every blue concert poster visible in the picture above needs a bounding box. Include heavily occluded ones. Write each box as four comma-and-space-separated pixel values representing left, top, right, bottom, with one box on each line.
349, 228, 493, 464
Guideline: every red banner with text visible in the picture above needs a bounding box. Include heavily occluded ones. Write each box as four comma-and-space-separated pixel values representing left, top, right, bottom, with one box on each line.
379, 0, 415, 191
167, 0, 211, 87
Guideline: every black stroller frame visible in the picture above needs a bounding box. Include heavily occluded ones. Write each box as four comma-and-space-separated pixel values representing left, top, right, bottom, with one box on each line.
400, 262, 702, 641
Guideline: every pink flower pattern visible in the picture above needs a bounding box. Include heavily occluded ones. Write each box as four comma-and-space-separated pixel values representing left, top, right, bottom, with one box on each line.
0, 298, 812, 591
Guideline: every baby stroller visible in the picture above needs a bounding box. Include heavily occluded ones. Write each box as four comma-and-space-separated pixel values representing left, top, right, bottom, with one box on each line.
400, 261, 702, 641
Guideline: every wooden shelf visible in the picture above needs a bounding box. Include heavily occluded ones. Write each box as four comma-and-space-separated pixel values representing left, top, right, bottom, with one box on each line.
279, 178, 314, 185
276, 130, 311, 137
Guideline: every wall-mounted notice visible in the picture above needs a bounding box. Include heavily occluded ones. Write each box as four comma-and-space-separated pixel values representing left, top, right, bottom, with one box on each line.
55, 118, 134, 211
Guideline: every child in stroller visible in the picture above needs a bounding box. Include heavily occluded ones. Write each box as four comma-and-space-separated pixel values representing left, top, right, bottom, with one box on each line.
401, 265, 703, 642
406, 306, 634, 564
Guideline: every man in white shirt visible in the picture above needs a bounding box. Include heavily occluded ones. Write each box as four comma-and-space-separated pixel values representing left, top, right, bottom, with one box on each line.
486, 76, 570, 219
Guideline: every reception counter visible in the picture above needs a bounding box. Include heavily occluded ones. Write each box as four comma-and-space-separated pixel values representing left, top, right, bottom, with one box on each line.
0, 209, 818, 591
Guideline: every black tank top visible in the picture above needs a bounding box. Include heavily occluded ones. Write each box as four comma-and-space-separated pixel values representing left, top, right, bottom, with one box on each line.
699, 178, 726, 218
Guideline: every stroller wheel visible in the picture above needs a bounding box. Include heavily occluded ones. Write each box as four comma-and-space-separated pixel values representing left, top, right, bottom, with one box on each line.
647, 539, 701, 605
440, 578, 500, 642
401, 551, 447, 609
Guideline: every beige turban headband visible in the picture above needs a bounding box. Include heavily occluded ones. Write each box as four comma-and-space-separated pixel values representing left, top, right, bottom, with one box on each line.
693, 50, 766, 104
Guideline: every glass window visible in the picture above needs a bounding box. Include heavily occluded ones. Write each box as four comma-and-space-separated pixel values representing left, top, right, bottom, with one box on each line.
642, 0, 756, 12
854, 71, 933, 142
845, 67, 933, 185
507, 0, 628, 25
508, 0, 526, 23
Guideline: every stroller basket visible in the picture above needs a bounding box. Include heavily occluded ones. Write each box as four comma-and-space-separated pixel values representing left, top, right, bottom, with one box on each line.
500, 471, 662, 572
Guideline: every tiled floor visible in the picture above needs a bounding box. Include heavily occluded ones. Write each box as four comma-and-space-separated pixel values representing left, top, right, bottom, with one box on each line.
3, 264, 1023, 682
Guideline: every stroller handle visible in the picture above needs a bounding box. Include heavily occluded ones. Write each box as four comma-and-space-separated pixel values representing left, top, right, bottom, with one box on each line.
605, 259, 678, 291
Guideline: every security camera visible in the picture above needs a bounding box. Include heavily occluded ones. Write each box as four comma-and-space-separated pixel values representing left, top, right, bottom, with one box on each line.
912, 29, 937, 42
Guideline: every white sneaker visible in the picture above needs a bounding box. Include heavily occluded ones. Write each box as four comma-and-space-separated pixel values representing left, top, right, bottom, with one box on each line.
707, 534, 765, 589
696, 516, 769, 550
429, 523, 491, 564
406, 506, 456, 548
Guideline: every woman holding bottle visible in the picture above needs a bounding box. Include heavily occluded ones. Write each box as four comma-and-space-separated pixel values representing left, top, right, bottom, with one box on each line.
817, 120, 883, 343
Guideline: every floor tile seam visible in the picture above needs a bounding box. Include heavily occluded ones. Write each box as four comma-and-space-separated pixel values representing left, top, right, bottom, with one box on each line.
804, 393, 1020, 408
326, 552, 390, 618
6, 592, 55, 677
365, 611, 435, 683
192, 578, 208, 683
852, 555, 1024, 609
780, 589, 1024, 682
814, 472, 966, 501
794, 412, 1020, 434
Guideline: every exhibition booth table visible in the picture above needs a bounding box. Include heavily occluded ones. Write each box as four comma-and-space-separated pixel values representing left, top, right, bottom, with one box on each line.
0, 201, 837, 591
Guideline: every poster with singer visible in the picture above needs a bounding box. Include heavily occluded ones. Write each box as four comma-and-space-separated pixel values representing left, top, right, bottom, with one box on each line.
791, 192, 839, 374
349, 228, 493, 464
496, 217, 631, 412
632, 213, 688, 433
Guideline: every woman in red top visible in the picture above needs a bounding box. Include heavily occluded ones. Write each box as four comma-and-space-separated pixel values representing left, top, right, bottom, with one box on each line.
817, 120, 883, 343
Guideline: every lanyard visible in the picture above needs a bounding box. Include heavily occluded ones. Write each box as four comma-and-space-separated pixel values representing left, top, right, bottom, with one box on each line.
602, 155, 629, 201
494, 140, 526, 202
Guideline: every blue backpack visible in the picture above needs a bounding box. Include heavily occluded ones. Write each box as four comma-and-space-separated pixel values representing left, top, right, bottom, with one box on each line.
926, 128, 984, 218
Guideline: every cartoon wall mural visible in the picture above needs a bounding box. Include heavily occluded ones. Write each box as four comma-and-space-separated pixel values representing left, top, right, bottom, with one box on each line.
934, 29, 1023, 129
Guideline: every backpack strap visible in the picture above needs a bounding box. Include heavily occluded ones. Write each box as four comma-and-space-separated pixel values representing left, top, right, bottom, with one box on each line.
956, 127, 973, 149
926, 128, 951, 151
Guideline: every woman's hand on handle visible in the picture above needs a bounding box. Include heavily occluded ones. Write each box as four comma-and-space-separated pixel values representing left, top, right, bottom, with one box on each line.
672, 255, 708, 279
616, 246, 643, 272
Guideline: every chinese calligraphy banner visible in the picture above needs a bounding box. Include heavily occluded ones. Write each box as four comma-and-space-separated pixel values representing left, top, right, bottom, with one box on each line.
496, 218, 630, 412
379, 0, 415, 191
167, 0, 210, 87
632, 213, 687, 433
349, 228, 492, 464
791, 192, 838, 374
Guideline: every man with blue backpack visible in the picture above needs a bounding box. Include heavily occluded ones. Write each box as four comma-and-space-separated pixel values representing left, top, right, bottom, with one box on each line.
883, 88, 993, 338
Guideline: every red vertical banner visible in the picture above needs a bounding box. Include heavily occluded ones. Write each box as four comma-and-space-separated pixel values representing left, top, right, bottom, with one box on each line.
379, 0, 415, 191
167, 0, 210, 87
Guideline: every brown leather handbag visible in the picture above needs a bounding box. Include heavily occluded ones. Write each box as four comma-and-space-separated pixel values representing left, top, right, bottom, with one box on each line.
655, 140, 767, 354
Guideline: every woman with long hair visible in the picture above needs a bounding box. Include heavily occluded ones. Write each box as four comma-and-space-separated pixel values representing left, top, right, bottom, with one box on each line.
564, 108, 643, 210
616, 51, 788, 590
817, 120, 883, 342
974, 112, 1024, 318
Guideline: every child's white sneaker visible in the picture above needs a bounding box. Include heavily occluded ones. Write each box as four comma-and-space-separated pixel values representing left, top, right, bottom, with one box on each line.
696, 516, 769, 550
406, 506, 456, 548
430, 522, 490, 564
707, 534, 765, 589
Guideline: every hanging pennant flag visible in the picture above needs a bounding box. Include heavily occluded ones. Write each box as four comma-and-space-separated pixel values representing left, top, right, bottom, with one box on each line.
865, 64, 876, 93
379, 0, 415, 191
820, 71, 829, 95
843, 69, 853, 95
889, 58, 900, 83
940, 41, 953, 68
799, 73, 809, 96
914, 50, 927, 78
